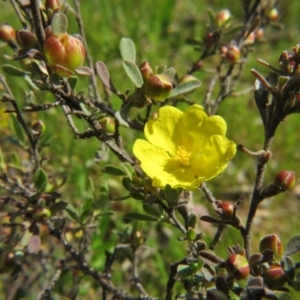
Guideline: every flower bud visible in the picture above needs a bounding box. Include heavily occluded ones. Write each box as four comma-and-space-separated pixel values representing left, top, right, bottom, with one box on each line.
263, 265, 287, 290
32, 206, 52, 221
32, 120, 46, 137
273, 170, 295, 191
225, 45, 240, 64
186, 227, 196, 241
45, 0, 61, 20
45, 0, 60, 11
0, 250, 15, 273
145, 74, 172, 101
278, 51, 296, 74
267, 8, 279, 22
216, 201, 234, 217
130, 230, 144, 248
99, 117, 115, 133
225, 254, 250, 280
215, 9, 231, 28
139, 61, 153, 81
16, 30, 37, 49
178, 74, 198, 84
43, 33, 85, 77
255, 28, 264, 41
244, 32, 255, 45
259, 234, 284, 261
0, 24, 16, 43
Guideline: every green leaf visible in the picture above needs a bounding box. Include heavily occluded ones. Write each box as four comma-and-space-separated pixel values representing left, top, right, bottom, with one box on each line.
276, 292, 293, 300
2, 64, 31, 77
51, 12, 68, 34
122, 60, 143, 88
130, 191, 145, 201
68, 76, 78, 90
20, 228, 32, 247
114, 100, 132, 127
101, 165, 127, 176
120, 37, 136, 63
33, 168, 48, 193
81, 197, 94, 224
65, 204, 81, 223
112, 195, 131, 201
163, 67, 176, 80
95, 210, 115, 218
170, 78, 201, 97
284, 234, 300, 256
164, 184, 179, 202
120, 162, 135, 180
177, 264, 195, 277
123, 212, 158, 222
10, 114, 26, 143
79, 103, 91, 116
142, 203, 161, 218
50, 201, 68, 212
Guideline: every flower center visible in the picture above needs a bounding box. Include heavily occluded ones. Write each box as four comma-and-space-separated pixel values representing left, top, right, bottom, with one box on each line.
176, 146, 191, 167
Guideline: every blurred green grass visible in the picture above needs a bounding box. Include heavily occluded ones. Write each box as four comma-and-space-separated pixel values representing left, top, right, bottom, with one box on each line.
1, 0, 300, 298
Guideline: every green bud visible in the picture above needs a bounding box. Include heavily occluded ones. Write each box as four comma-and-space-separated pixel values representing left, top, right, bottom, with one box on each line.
186, 227, 196, 241
32, 206, 52, 221
145, 74, 172, 101
188, 213, 197, 229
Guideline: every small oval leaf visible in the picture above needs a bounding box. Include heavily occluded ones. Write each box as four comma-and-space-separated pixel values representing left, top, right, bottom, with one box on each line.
120, 37, 136, 63
142, 203, 161, 218
101, 165, 126, 176
33, 168, 48, 193
284, 234, 300, 256
10, 114, 26, 143
122, 60, 143, 88
170, 79, 201, 97
163, 67, 176, 80
51, 12, 68, 34
120, 162, 135, 180
123, 212, 158, 222
2, 64, 30, 77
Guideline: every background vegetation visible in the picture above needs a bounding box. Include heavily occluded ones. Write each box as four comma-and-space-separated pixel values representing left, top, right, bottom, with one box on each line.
1, 0, 300, 299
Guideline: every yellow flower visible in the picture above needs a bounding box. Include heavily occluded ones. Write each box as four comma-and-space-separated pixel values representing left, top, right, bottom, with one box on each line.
133, 105, 236, 190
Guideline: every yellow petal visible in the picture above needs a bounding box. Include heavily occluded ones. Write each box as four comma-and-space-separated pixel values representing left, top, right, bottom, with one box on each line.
191, 135, 236, 180
144, 106, 182, 153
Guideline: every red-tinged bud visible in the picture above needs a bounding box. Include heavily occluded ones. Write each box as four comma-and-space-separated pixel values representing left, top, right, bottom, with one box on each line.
0, 24, 16, 43
255, 28, 264, 41
45, 0, 60, 11
215, 9, 231, 28
43, 33, 85, 77
225, 45, 240, 64
139, 61, 153, 81
44, 26, 53, 38
278, 51, 296, 74
130, 230, 144, 248
32, 206, 52, 221
204, 32, 215, 47
0, 250, 15, 273
45, 0, 61, 20
145, 74, 172, 101
32, 120, 46, 137
216, 201, 234, 217
259, 234, 284, 261
207, 289, 229, 300
273, 170, 295, 191
16, 30, 37, 49
225, 254, 250, 280
267, 8, 279, 22
263, 265, 287, 290
244, 32, 255, 45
